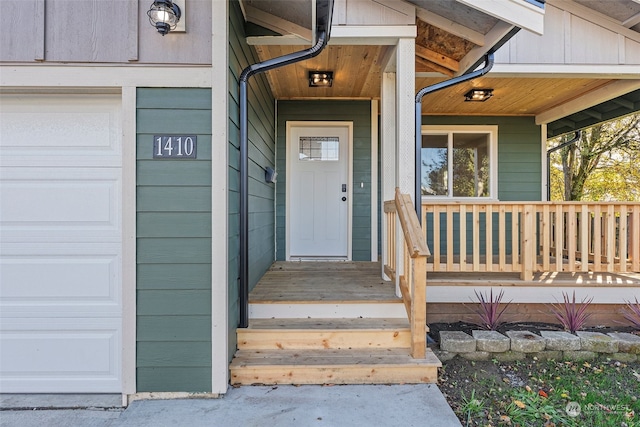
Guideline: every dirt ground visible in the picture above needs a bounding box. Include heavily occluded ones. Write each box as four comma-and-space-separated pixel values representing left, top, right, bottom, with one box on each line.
428, 322, 639, 426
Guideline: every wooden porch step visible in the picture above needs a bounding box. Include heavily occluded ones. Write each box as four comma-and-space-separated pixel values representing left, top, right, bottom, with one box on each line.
238, 318, 415, 350
248, 301, 407, 319
229, 348, 441, 385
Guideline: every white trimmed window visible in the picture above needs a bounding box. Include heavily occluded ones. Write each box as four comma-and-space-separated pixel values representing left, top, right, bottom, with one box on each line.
420, 125, 498, 199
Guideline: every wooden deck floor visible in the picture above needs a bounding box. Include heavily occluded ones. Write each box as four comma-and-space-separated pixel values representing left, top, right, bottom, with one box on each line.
249, 262, 397, 303
250, 262, 640, 304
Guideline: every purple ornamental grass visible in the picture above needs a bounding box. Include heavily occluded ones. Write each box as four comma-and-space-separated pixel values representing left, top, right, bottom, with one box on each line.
549, 291, 593, 334
472, 289, 510, 331
621, 297, 640, 330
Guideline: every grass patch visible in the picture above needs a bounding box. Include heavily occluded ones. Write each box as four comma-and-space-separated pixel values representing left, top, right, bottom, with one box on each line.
440, 357, 639, 426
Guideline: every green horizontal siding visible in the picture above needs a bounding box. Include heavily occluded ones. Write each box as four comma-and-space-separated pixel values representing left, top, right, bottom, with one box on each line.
137, 187, 211, 212
137, 290, 212, 316
276, 100, 372, 261
137, 162, 212, 186
137, 264, 211, 290
136, 87, 212, 392
136, 368, 211, 393
137, 213, 212, 238
227, 0, 276, 359
137, 316, 212, 341
137, 342, 212, 367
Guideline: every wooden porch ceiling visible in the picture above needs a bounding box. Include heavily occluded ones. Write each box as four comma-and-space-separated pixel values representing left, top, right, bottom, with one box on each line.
246, 1, 633, 119
255, 41, 616, 117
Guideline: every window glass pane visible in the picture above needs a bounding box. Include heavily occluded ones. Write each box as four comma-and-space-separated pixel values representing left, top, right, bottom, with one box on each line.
452, 133, 490, 197
421, 134, 448, 196
299, 136, 339, 161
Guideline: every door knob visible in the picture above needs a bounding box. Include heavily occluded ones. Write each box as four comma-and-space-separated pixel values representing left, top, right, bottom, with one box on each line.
342, 196, 347, 201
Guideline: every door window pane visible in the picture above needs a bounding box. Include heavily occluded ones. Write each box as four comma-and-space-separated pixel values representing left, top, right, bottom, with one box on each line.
421, 134, 448, 196
452, 133, 490, 197
299, 136, 339, 161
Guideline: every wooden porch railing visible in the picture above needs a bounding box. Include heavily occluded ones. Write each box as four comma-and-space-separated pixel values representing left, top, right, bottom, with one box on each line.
383, 189, 431, 358
421, 202, 640, 280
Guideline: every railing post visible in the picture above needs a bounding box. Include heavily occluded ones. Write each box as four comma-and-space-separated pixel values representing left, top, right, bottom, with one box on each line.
521, 204, 535, 280
411, 256, 427, 358
631, 206, 640, 272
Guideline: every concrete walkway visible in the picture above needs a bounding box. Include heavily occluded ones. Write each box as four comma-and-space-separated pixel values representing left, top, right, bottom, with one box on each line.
0, 385, 462, 427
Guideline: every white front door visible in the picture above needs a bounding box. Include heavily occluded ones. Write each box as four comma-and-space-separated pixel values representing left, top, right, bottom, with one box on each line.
287, 123, 351, 259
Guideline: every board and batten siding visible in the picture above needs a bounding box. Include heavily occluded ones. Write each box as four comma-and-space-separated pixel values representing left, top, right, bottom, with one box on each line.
494, 2, 640, 65
1, 0, 212, 64
276, 101, 373, 261
136, 88, 212, 392
228, 0, 277, 356
421, 116, 542, 256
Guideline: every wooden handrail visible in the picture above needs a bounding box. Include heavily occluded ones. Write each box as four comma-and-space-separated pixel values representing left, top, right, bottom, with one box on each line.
383, 189, 430, 359
395, 189, 431, 258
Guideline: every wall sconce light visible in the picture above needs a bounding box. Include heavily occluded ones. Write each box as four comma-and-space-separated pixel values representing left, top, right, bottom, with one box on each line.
309, 71, 333, 87
147, 0, 182, 36
464, 89, 493, 102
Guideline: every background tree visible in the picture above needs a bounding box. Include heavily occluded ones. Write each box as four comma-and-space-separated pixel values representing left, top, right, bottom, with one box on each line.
549, 113, 640, 201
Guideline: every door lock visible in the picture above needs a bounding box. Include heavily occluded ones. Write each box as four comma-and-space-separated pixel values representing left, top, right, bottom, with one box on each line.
342, 184, 347, 192
342, 196, 347, 201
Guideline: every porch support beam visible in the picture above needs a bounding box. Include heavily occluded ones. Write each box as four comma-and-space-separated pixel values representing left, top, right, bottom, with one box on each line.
395, 38, 415, 296
381, 72, 396, 281
396, 38, 415, 197
535, 79, 640, 125
371, 100, 379, 262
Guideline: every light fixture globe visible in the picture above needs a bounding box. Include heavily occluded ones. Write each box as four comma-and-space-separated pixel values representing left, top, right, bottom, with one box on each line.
148, 0, 181, 36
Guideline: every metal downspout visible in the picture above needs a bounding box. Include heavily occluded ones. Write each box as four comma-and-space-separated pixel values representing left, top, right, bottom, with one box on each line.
546, 130, 581, 201
238, 0, 334, 328
414, 53, 495, 221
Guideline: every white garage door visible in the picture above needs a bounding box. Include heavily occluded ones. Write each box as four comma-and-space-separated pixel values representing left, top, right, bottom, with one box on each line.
0, 94, 123, 393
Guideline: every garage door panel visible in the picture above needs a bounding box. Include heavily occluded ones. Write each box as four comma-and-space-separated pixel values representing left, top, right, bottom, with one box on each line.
0, 248, 121, 318
0, 93, 123, 393
0, 319, 121, 393
0, 168, 121, 242
0, 94, 121, 168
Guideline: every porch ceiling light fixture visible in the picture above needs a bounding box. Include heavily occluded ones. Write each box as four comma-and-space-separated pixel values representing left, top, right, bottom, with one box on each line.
309, 71, 333, 87
464, 88, 493, 102
147, 0, 181, 36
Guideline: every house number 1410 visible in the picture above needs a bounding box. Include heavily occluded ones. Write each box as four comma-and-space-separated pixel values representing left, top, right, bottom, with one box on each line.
153, 135, 197, 159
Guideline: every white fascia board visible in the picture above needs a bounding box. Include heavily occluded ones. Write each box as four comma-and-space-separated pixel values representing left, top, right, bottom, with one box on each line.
329, 25, 416, 45
243, 4, 312, 41
623, 11, 640, 28
491, 63, 640, 78
535, 79, 640, 125
456, 0, 545, 35
0, 66, 212, 88
249, 25, 417, 46
247, 35, 312, 46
